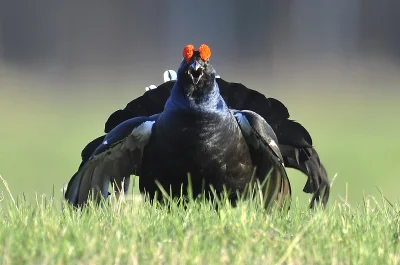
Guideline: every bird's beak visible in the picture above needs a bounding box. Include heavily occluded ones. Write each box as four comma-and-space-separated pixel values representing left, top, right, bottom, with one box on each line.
190, 61, 201, 71
188, 61, 204, 84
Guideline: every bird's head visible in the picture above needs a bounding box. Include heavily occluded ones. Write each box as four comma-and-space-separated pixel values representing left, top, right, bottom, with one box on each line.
177, 44, 216, 97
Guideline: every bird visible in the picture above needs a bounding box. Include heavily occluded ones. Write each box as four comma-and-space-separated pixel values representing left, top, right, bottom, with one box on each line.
65, 44, 291, 209
78, 68, 330, 209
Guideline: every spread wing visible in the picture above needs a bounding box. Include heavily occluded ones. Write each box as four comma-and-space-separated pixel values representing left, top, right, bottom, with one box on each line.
65, 115, 159, 207
234, 110, 291, 210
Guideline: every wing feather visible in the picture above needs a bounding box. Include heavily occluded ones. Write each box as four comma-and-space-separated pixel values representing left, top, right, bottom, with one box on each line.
65, 119, 156, 207
234, 110, 291, 210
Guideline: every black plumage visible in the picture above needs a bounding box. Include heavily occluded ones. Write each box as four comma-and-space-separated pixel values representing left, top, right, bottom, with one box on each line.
78, 68, 330, 209
65, 45, 291, 209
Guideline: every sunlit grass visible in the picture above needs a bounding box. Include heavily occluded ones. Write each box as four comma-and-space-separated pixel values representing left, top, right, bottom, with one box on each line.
0, 176, 399, 265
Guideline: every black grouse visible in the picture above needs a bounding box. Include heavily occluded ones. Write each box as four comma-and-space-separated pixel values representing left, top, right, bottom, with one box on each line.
77, 65, 330, 209
65, 44, 291, 208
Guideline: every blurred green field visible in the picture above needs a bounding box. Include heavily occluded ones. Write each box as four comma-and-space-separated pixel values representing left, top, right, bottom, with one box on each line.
0, 77, 399, 208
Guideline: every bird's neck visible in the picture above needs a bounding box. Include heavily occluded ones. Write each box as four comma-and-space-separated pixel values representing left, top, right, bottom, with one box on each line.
165, 79, 228, 113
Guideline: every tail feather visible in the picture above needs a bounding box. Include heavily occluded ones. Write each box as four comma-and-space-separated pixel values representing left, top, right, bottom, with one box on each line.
308, 165, 330, 208
280, 144, 330, 207
273, 119, 313, 148
105, 81, 173, 133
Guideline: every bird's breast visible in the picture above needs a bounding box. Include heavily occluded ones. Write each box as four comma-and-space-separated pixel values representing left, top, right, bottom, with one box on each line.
140, 111, 254, 196
155, 111, 240, 158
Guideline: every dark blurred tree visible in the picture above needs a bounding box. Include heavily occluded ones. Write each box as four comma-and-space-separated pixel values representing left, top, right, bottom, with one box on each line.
1, 0, 400, 70
358, 0, 400, 59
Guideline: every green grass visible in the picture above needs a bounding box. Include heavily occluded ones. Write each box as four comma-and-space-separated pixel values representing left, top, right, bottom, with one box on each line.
1, 78, 400, 264
0, 188, 399, 264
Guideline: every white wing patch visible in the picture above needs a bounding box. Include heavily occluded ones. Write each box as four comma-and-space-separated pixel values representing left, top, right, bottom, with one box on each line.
145, 85, 157, 91
103, 140, 108, 145
268, 139, 278, 150
130, 120, 155, 148
268, 138, 284, 166
95, 120, 155, 164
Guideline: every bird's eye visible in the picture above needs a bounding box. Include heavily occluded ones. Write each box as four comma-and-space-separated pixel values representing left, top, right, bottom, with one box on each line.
183, 44, 195, 62
198, 44, 211, 61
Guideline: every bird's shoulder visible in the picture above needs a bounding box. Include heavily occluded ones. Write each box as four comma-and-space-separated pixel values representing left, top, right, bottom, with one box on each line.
92, 114, 160, 159
233, 110, 278, 141
233, 110, 283, 163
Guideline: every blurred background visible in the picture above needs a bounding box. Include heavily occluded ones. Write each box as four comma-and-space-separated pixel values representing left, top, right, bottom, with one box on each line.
0, 0, 399, 208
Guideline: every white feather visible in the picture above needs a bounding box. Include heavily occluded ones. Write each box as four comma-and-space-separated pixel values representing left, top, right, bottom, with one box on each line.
163, 70, 177, 82
145, 85, 157, 91
131, 120, 155, 149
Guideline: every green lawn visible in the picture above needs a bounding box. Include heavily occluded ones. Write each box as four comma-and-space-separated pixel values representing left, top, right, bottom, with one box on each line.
0, 79, 400, 264
0, 193, 399, 264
